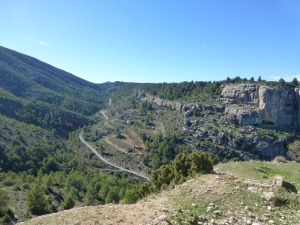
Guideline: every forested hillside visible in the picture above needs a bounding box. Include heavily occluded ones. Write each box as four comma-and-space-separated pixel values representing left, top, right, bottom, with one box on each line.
0, 47, 144, 223
0, 46, 109, 137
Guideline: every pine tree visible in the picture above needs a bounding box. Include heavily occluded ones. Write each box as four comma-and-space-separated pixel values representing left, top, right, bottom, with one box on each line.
292, 78, 299, 86
27, 185, 49, 215
63, 195, 75, 210
257, 76, 262, 82
278, 78, 286, 86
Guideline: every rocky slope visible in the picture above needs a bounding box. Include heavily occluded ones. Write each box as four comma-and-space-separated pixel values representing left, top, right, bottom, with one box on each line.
137, 84, 300, 161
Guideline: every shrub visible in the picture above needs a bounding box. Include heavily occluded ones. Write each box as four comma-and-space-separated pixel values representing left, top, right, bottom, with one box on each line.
2, 213, 12, 223
26, 185, 49, 215
124, 189, 141, 204
63, 195, 75, 210
151, 151, 218, 191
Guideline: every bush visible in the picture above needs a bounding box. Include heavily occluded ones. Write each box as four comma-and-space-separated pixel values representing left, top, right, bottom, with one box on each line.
26, 185, 49, 215
151, 151, 218, 191
2, 213, 12, 223
63, 195, 75, 210
124, 189, 141, 204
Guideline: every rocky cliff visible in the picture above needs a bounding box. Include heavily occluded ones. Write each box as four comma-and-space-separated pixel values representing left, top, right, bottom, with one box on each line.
220, 84, 300, 129
137, 87, 298, 160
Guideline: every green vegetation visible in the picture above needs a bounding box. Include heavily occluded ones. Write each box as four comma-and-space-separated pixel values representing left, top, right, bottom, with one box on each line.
170, 161, 300, 224
145, 133, 189, 169
0, 189, 9, 213
217, 161, 300, 190
288, 140, 300, 162
142, 81, 222, 102
151, 151, 218, 191
26, 185, 49, 215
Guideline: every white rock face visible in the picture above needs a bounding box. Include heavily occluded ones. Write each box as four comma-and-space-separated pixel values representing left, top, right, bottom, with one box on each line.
221, 83, 300, 128
220, 84, 260, 104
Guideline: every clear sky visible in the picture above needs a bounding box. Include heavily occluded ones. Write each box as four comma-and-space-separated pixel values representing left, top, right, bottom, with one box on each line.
0, 0, 299, 83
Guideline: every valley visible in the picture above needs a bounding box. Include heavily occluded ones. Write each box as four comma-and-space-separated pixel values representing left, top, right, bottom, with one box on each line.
0, 46, 299, 224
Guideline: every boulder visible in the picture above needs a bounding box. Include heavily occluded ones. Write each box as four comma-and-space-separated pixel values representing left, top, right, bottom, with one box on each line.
262, 191, 277, 205
184, 118, 192, 127
184, 110, 192, 118
272, 175, 284, 188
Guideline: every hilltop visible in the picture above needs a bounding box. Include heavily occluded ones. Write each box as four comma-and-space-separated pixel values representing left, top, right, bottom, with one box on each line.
20, 161, 300, 225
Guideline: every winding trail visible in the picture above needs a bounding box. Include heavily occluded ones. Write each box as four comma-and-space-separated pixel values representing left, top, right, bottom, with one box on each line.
79, 110, 150, 182
79, 133, 150, 181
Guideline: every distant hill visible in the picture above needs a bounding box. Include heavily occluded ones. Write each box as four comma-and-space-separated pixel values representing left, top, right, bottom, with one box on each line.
0, 46, 107, 137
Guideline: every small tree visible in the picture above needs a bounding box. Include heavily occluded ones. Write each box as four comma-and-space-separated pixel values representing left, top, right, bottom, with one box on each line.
63, 195, 75, 210
257, 76, 262, 82
292, 78, 299, 87
124, 189, 141, 204
278, 78, 286, 86
27, 185, 49, 215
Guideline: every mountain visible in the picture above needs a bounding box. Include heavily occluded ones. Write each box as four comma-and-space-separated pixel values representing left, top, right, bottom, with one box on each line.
0, 46, 107, 137
1, 46, 300, 224
0, 47, 143, 222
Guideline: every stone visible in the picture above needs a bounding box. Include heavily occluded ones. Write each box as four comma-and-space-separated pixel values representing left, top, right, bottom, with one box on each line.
150, 215, 173, 225
184, 118, 192, 127
272, 175, 284, 188
184, 110, 192, 118
207, 207, 213, 212
262, 192, 276, 205
213, 210, 222, 215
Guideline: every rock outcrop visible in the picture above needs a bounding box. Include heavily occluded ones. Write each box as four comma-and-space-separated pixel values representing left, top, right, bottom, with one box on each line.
220, 84, 300, 128
137, 92, 183, 111
137, 91, 224, 114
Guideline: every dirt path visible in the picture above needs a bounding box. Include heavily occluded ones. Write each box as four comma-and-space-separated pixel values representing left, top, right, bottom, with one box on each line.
100, 110, 109, 120
79, 133, 150, 181
105, 137, 129, 154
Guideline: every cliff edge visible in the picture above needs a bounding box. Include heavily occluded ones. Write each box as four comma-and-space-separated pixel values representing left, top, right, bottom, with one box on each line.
220, 83, 300, 129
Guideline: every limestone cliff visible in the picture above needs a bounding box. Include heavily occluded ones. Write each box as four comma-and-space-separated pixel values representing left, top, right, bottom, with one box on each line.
220, 84, 300, 129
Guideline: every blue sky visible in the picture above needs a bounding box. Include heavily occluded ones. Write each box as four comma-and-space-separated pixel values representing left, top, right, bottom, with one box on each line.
0, 0, 299, 83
